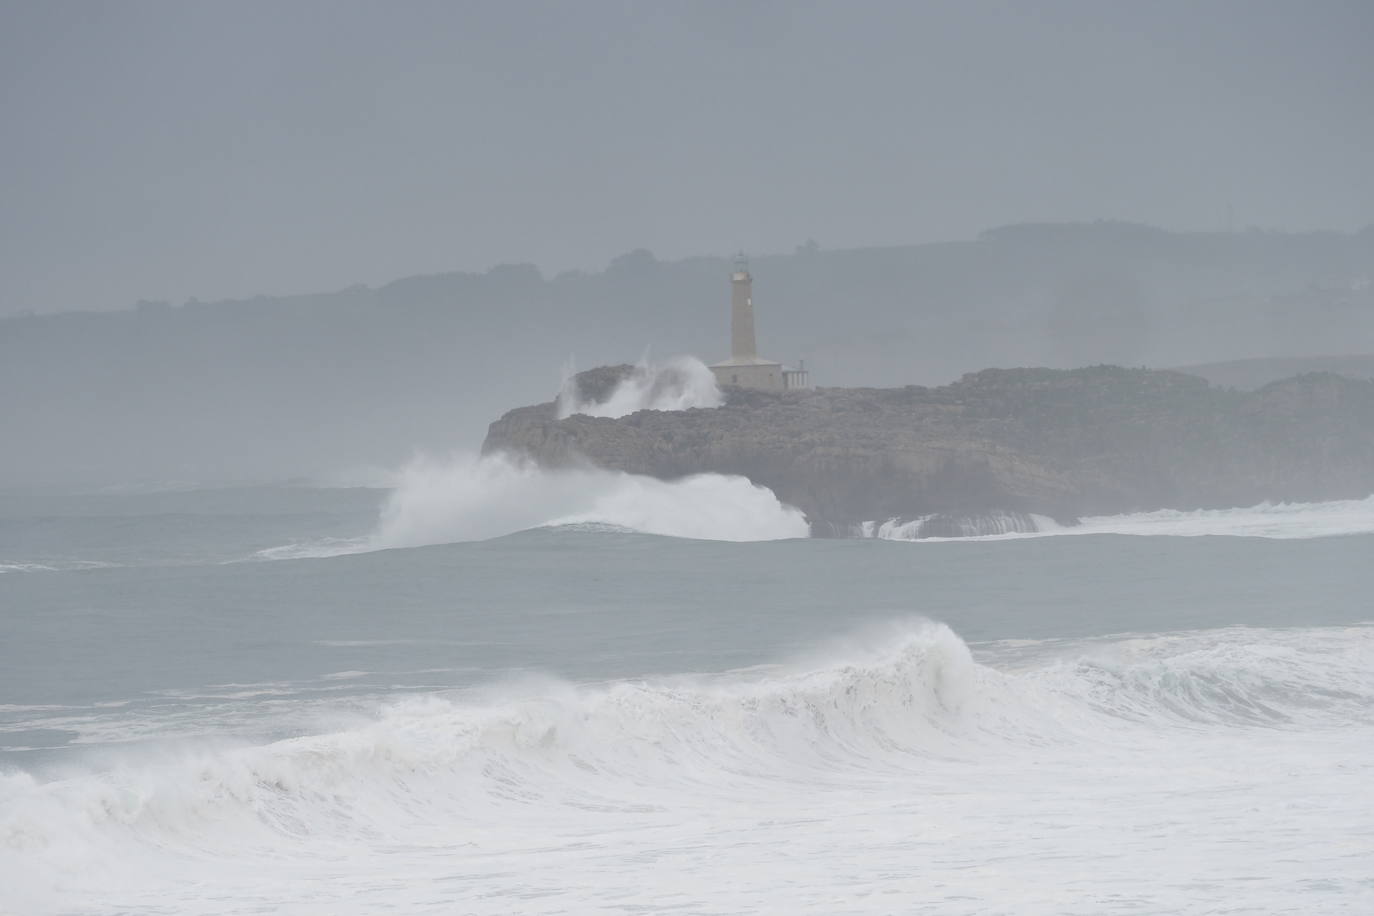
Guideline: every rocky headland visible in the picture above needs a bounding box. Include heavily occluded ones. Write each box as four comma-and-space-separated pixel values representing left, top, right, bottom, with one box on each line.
482, 365, 1374, 536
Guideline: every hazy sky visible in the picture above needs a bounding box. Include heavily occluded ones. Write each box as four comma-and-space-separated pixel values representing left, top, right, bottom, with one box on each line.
2, 0, 1371, 314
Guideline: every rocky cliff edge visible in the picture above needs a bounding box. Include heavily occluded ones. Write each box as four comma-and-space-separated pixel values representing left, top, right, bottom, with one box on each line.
482, 366, 1374, 535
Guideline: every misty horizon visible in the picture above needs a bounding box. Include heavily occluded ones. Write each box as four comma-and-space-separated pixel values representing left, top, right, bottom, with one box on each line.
4, 214, 1372, 487
6, 218, 1374, 319
4, 0, 1373, 315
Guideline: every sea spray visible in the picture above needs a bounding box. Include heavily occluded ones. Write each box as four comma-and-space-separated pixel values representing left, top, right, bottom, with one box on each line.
371, 452, 808, 547
0, 622, 997, 906
0, 624, 1001, 856
7, 623, 1372, 887
5, 622, 1373, 914
556, 356, 722, 419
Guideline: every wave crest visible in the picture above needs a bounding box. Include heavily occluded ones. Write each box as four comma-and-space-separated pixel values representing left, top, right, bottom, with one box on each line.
370, 452, 809, 548
4, 622, 1373, 909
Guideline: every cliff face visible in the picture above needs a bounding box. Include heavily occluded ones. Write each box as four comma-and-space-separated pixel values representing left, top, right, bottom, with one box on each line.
482, 366, 1374, 531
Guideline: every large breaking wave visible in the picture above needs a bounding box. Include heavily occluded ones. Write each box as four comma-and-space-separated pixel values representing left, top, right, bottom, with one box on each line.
248, 452, 810, 557
371, 452, 808, 547
4, 621, 1372, 912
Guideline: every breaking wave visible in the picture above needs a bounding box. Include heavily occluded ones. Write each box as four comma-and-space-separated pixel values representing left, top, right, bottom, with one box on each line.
253, 452, 806, 559
371, 452, 808, 548
556, 355, 722, 419
4, 621, 1371, 911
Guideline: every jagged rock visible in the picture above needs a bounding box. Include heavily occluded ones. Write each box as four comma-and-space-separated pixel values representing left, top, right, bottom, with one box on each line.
482, 366, 1374, 532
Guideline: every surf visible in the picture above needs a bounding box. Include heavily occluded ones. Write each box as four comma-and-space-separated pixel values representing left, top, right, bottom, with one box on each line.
372, 451, 809, 547
4, 620, 1372, 914
865, 495, 1374, 542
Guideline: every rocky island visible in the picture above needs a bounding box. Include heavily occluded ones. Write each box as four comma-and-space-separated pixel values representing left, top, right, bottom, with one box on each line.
483, 364, 1374, 537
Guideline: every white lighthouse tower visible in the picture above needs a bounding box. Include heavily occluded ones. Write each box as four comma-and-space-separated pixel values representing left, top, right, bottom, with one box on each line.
709, 254, 810, 391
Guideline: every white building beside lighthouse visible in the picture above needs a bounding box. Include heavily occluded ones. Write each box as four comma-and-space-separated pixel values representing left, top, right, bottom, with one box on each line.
709, 254, 810, 391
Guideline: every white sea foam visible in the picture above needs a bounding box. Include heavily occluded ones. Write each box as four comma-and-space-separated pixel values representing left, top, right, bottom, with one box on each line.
871, 494, 1374, 542
252, 536, 372, 561
556, 355, 722, 419
0, 562, 57, 574
0, 560, 118, 574
864, 512, 1058, 540
4, 622, 1372, 914
369, 452, 809, 548
1072, 494, 1374, 539
255, 452, 807, 559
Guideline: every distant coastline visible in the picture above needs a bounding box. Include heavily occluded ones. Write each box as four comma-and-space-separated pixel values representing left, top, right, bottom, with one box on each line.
5, 221, 1372, 487
1174, 354, 1374, 390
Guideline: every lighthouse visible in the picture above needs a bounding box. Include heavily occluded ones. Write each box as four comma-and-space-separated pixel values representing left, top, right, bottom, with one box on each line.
730, 255, 759, 362
709, 253, 810, 391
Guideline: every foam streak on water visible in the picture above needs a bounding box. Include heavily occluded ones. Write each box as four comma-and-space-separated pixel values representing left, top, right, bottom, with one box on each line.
3, 622, 1372, 915
871, 495, 1374, 542
1073, 495, 1374, 539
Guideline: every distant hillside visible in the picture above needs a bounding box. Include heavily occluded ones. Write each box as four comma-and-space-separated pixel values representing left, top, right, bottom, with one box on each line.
3, 221, 1372, 486
1177, 355, 1374, 390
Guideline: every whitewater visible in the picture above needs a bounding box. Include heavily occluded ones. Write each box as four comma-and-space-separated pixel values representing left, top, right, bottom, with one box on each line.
866, 495, 1374, 543
268, 463, 1374, 561
2, 473, 1372, 914
4, 620, 1372, 914
555, 355, 723, 419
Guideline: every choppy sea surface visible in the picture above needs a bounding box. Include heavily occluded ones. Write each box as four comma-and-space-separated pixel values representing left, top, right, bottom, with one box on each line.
2, 466, 1372, 915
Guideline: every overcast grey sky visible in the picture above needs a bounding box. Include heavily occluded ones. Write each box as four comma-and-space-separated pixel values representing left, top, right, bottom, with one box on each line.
2, 0, 1370, 314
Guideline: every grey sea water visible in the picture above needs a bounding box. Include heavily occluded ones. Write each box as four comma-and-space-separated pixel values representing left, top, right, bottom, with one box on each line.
2, 481, 1372, 914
